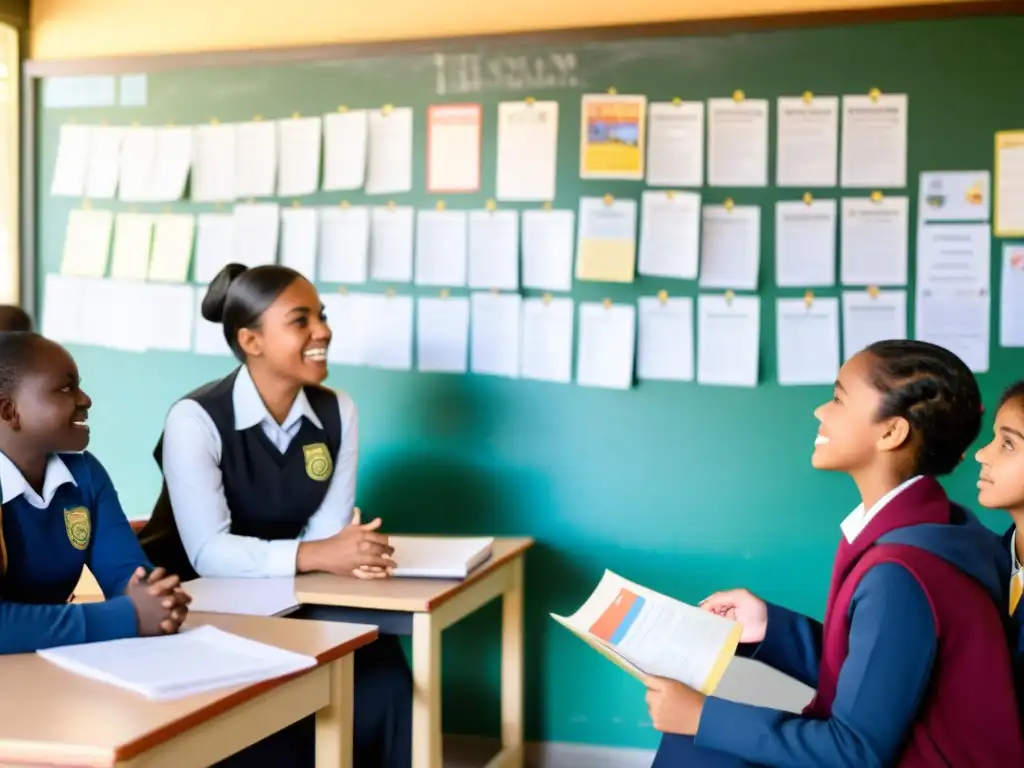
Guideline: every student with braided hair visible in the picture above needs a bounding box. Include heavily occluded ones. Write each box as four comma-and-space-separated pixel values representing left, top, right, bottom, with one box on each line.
645, 340, 1024, 767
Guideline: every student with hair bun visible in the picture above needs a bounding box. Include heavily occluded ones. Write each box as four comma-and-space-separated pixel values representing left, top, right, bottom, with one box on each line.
139, 264, 410, 768
646, 340, 1024, 767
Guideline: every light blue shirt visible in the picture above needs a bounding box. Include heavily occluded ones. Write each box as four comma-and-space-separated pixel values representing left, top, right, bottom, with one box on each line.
160, 366, 358, 578
0, 452, 77, 508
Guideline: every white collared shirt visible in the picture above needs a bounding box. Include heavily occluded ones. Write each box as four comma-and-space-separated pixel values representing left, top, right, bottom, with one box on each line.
1011, 530, 1021, 579
160, 366, 358, 578
840, 475, 923, 543
0, 451, 77, 509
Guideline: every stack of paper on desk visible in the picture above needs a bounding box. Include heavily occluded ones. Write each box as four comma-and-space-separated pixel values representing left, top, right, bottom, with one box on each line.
37, 625, 317, 700
552, 570, 742, 694
389, 536, 494, 579
183, 577, 299, 617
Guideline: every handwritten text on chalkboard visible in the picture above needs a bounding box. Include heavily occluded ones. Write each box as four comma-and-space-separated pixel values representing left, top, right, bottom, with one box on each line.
433, 53, 581, 95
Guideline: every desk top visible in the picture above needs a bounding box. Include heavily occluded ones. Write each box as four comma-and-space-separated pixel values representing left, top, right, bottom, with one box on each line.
295, 536, 534, 613
0, 613, 376, 766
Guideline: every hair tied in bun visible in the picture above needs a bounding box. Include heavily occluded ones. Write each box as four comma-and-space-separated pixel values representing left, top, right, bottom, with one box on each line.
200, 263, 248, 324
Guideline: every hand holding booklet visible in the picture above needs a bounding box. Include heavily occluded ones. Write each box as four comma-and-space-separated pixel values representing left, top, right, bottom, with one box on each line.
551, 570, 741, 694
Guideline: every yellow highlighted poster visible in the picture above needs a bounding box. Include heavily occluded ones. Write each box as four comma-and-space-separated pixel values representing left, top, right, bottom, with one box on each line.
580, 94, 647, 180
575, 196, 637, 283
995, 130, 1024, 237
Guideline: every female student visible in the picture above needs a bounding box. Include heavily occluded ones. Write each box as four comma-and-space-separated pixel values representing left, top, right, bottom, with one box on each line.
975, 379, 1024, 715
138, 263, 410, 768
0, 331, 188, 653
647, 340, 1024, 767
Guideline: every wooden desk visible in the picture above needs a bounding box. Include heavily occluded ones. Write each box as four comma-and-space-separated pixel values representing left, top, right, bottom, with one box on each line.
0, 613, 376, 767
295, 536, 533, 768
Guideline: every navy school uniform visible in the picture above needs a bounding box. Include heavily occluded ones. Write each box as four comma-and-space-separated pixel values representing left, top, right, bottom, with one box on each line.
1003, 525, 1024, 724
0, 450, 149, 653
139, 366, 411, 768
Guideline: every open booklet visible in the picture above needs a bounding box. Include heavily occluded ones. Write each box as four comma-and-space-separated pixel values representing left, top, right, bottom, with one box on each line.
551, 570, 742, 694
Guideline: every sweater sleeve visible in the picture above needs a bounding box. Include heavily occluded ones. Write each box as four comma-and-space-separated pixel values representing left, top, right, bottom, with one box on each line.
740, 603, 824, 689
0, 598, 138, 654
694, 564, 937, 768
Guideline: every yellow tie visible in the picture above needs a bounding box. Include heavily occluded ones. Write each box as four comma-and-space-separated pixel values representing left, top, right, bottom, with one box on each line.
1010, 573, 1022, 616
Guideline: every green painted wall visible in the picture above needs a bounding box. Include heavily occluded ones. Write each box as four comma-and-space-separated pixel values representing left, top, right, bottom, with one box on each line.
34, 14, 1024, 748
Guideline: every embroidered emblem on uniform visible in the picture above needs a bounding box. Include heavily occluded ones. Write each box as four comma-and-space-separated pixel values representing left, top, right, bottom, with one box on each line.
303, 443, 333, 482
64, 506, 91, 550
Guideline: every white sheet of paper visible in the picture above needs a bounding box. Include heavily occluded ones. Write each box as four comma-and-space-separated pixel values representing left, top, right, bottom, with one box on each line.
370, 205, 414, 283
470, 292, 521, 378
427, 104, 481, 193
193, 287, 232, 356
468, 210, 519, 289
318, 206, 369, 284
194, 213, 236, 283
776, 298, 840, 385
996, 132, 1024, 236
51, 124, 91, 197
521, 209, 574, 292
234, 120, 277, 198
183, 578, 298, 617
84, 126, 124, 199
638, 190, 701, 280
416, 296, 470, 373
149, 126, 194, 202
1000, 244, 1024, 347
496, 100, 558, 202
415, 210, 467, 286
919, 171, 990, 223
118, 127, 157, 203
146, 282, 196, 352
776, 96, 838, 187
80, 279, 151, 352
841, 290, 907, 359
840, 196, 909, 286
321, 292, 367, 365
148, 214, 195, 283
41, 273, 91, 344
916, 223, 990, 294
366, 107, 413, 195
233, 203, 280, 267
109, 212, 153, 280
520, 297, 574, 384
363, 293, 414, 370
323, 110, 368, 191
840, 94, 908, 188
698, 205, 760, 290
637, 296, 694, 382
276, 117, 322, 197
646, 101, 704, 188
191, 124, 235, 203
279, 207, 319, 280
61, 208, 113, 277
915, 288, 990, 373
707, 98, 769, 187
697, 294, 760, 387
577, 302, 636, 390
775, 200, 836, 287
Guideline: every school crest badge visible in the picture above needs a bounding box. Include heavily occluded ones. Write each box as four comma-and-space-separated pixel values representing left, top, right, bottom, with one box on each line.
64, 506, 91, 550
303, 443, 333, 482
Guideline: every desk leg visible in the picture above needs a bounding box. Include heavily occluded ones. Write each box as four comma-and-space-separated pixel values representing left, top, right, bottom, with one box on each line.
316, 655, 354, 768
500, 557, 525, 766
412, 612, 442, 768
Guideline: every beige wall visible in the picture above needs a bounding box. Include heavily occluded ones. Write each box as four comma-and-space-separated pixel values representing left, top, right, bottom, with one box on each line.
29, 0, 981, 60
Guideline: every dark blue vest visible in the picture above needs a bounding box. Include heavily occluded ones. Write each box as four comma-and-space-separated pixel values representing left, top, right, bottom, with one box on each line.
140, 368, 342, 580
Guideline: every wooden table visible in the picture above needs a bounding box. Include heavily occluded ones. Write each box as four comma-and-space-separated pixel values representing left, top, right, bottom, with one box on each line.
0, 613, 377, 767
295, 536, 533, 768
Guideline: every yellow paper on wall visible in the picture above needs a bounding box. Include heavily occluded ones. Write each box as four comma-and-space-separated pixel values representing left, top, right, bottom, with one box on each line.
995, 130, 1024, 237
575, 196, 637, 283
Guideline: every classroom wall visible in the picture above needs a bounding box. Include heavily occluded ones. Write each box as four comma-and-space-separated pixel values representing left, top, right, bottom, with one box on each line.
29, 0, 980, 60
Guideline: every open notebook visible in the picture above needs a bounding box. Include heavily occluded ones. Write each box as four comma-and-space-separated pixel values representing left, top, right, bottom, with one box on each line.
37, 625, 317, 700
389, 536, 494, 579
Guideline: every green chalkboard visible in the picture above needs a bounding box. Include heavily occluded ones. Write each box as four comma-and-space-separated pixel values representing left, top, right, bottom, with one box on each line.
32, 13, 1024, 749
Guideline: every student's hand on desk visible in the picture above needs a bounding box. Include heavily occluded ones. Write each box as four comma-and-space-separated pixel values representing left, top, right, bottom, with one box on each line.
699, 588, 767, 643
645, 677, 705, 735
125, 567, 191, 636
297, 507, 395, 578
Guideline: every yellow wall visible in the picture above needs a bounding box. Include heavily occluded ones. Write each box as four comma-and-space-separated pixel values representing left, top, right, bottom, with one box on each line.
30, 0, 979, 60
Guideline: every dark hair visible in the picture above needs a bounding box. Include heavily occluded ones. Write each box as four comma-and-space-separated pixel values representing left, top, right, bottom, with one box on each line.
202, 263, 302, 361
999, 380, 1024, 410
865, 339, 982, 476
0, 332, 46, 398
0, 305, 32, 332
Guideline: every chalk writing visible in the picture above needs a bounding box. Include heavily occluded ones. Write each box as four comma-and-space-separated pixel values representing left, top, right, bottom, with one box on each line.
434, 52, 581, 95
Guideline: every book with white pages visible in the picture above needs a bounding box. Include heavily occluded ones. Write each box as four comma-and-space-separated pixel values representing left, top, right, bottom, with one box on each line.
183, 577, 299, 617
389, 536, 494, 579
37, 625, 317, 701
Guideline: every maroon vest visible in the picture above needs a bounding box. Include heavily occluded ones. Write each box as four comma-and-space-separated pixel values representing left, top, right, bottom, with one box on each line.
803, 477, 1024, 765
